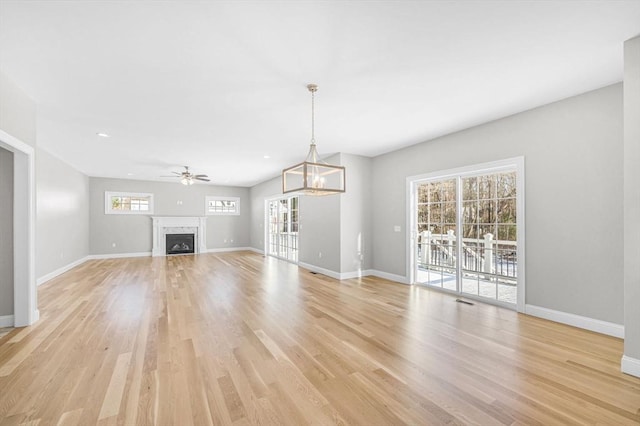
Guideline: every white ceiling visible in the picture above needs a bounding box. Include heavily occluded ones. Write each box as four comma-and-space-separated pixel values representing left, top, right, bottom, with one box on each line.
1, 1, 639, 186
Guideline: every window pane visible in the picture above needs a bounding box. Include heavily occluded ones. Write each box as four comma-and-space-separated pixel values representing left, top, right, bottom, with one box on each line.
478, 175, 495, 199
462, 177, 477, 200
497, 172, 517, 198
497, 198, 516, 224
443, 202, 456, 224
479, 200, 496, 224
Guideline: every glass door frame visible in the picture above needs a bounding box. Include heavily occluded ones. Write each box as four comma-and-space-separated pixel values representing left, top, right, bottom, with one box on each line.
406, 157, 525, 312
264, 194, 300, 264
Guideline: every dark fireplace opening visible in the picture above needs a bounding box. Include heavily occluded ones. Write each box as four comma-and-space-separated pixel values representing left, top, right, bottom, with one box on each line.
166, 233, 195, 255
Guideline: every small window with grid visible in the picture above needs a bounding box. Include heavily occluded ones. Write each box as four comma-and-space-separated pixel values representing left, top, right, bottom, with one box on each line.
206, 196, 240, 216
104, 192, 154, 215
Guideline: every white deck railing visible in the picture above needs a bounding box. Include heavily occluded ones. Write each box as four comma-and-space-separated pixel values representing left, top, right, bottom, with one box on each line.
418, 230, 517, 279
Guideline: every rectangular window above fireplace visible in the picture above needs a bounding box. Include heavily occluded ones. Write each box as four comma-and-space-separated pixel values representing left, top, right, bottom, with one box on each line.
206, 196, 240, 216
105, 191, 154, 215
166, 233, 195, 255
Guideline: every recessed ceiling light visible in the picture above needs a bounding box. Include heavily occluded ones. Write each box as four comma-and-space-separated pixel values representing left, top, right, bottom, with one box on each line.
263, 155, 271, 159
127, 173, 133, 176
96, 132, 110, 138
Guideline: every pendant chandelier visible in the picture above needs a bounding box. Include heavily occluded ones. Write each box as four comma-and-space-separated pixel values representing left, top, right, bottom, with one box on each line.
282, 84, 346, 196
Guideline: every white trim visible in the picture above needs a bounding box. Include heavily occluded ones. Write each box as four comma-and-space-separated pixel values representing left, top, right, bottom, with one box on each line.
339, 270, 368, 280
0, 315, 14, 327
104, 191, 154, 215
525, 304, 624, 338
0, 130, 33, 155
515, 157, 526, 311
206, 247, 254, 254
406, 157, 524, 182
248, 247, 264, 255
205, 196, 240, 216
297, 263, 409, 284
88, 252, 152, 260
37, 256, 90, 286
367, 269, 410, 284
0, 128, 37, 327
621, 355, 640, 378
298, 262, 342, 280
264, 198, 270, 256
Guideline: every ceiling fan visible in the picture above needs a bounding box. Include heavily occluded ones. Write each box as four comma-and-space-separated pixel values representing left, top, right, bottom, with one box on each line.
162, 166, 210, 185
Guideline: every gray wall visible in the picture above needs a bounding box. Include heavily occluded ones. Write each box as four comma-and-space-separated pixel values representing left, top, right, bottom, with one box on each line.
89, 177, 251, 255
371, 83, 623, 324
0, 71, 36, 147
339, 153, 373, 274
298, 189, 341, 272
623, 36, 640, 364
36, 148, 90, 279
249, 174, 281, 252
0, 147, 14, 316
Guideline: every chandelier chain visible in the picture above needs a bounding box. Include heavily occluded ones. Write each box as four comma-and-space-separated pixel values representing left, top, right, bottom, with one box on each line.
311, 88, 315, 144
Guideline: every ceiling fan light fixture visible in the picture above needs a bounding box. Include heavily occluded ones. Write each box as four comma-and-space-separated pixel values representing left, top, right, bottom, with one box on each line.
282, 84, 345, 196
164, 166, 209, 185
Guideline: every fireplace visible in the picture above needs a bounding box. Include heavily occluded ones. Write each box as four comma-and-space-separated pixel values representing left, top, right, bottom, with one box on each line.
166, 233, 195, 255
152, 217, 206, 257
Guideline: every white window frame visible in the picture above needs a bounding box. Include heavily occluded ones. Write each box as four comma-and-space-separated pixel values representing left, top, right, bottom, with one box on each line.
205, 196, 240, 216
104, 191, 154, 215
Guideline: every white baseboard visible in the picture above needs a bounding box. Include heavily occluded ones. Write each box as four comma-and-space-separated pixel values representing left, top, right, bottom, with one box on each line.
0, 315, 14, 327
525, 304, 624, 338
621, 355, 640, 378
339, 269, 370, 280
37, 255, 91, 286
367, 269, 410, 285
206, 247, 254, 254
298, 262, 342, 280
247, 247, 264, 255
87, 252, 151, 260
297, 264, 409, 284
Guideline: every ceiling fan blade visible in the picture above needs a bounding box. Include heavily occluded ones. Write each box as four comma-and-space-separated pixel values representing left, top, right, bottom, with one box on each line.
194, 174, 209, 178
160, 175, 177, 177
171, 171, 182, 175
195, 177, 210, 182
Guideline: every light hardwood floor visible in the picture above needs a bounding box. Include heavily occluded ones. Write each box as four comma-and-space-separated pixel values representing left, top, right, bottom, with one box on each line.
0, 252, 638, 425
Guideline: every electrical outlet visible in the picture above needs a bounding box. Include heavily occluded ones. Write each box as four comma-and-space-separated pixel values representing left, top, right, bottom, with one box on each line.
112, 242, 117, 247
394, 225, 401, 232
230, 239, 234, 243
318, 252, 322, 258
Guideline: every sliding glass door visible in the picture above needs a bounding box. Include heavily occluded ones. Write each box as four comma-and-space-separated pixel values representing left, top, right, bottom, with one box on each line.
267, 196, 299, 263
410, 159, 523, 310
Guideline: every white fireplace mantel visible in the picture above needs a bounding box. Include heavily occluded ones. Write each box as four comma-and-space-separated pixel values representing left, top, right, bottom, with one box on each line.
152, 216, 207, 257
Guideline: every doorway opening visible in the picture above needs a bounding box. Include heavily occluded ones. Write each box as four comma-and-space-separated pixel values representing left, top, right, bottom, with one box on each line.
0, 129, 37, 327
